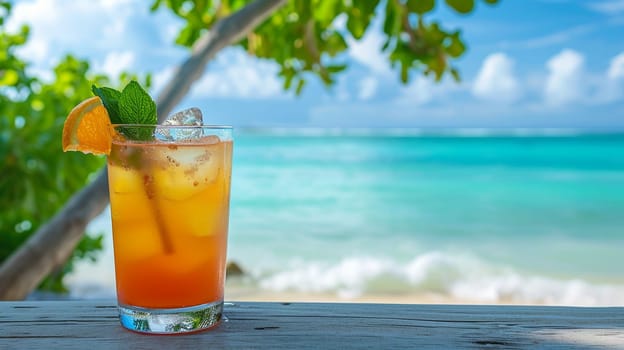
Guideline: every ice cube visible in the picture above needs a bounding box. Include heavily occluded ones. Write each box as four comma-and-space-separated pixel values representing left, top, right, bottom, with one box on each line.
164, 107, 203, 126
109, 166, 143, 195
156, 107, 203, 141
152, 143, 223, 201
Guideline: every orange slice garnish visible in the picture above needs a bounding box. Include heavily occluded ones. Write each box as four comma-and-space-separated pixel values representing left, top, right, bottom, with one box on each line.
62, 96, 113, 155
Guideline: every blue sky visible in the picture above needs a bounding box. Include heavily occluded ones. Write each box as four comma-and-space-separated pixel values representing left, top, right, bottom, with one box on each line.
6, 0, 624, 129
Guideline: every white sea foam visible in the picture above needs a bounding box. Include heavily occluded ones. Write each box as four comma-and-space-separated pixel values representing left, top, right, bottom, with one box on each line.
256, 252, 624, 306
67, 231, 624, 306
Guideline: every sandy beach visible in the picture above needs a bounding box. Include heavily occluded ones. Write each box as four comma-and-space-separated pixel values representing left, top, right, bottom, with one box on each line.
222, 279, 576, 306
225, 288, 500, 305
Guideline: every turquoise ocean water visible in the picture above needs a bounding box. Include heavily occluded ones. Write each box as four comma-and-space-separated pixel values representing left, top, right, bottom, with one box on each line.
72, 129, 624, 305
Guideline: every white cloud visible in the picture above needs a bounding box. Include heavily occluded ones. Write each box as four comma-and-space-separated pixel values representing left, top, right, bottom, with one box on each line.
596, 52, 624, 103
394, 76, 461, 106
8, 0, 132, 48
95, 51, 136, 79
7, 0, 57, 66
7, 0, 162, 73
348, 30, 392, 77
472, 53, 521, 103
357, 77, 378, 100
18, 36, 50, 67
588, 0, 624, 15
537, 50, 624, 106
99, 0, 135, 11
312, 48, 624, 128
189, 49, 284, 99
607, 52, 624, 80
544, 49, 586, 106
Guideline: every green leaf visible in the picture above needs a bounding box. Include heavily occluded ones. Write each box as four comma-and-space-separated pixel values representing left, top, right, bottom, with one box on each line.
296, 0, 313, 22
346, 0, 379, 39
326, 64, 348, 73
119, 81, 157, 125
117, 81, 157, 140
347, 14, 366, 39
295, 78, 305, 95
445, 0, 475, 14
450, 67, 461, 82
175, 26, 197, 47
315, 0, 341, 25
407, 0, 435, 14
149, 0, 162, 12
400, 63, 409, 83
0, 70, 19, 86
423, 22, 446, 45
283, 70, 294, 90
383, 0, 403, 36
446, 33, 466, 58
325, 32, 348, 56
482, 0, 499, 4
91, 85, 123, 124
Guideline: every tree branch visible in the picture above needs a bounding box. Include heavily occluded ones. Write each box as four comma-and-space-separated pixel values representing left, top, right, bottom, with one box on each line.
395, 0, 421, 53
157, 0, 287, 122
0, 0, 287, 300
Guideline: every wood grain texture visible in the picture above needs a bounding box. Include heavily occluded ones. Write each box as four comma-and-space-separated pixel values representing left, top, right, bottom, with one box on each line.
0, 301, 623, 349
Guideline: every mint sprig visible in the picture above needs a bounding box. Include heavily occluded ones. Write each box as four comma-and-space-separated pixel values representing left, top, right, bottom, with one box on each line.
92, 80, 157, 140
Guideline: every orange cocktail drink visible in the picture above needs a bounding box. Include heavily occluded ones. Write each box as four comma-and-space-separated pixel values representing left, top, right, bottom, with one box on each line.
107, 125, 232, 334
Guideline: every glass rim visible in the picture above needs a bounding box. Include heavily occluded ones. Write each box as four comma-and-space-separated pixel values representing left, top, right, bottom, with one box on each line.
112, 124, 232, 130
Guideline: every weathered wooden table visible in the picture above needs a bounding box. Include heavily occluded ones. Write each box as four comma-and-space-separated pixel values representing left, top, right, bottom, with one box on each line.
1, 301, 622, 349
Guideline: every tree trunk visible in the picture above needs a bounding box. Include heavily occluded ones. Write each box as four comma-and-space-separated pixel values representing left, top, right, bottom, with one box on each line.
0, 0, 287, 301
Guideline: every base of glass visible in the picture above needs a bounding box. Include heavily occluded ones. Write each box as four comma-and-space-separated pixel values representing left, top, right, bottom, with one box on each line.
118, 301, 223, 334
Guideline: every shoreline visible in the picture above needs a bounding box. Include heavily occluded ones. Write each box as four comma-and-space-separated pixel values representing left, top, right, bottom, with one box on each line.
226, 290, 509, 305
223, 286, 597, 306
33, 283, 623, 307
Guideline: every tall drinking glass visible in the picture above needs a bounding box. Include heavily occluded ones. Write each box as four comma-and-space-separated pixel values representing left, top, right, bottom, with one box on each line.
106, 124, 233, 334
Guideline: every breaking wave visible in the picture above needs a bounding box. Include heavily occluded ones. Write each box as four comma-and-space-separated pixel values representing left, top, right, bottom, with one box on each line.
253, 252, 624, 306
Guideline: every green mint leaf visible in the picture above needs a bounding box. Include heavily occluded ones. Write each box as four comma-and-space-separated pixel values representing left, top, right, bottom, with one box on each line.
91, 85, 122, 124
92, 81, 157, 140
118, 81, 157, 140
119, 80, 157, 125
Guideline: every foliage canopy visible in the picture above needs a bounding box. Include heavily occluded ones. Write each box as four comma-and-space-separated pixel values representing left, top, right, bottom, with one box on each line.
152, 0, 499, 94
